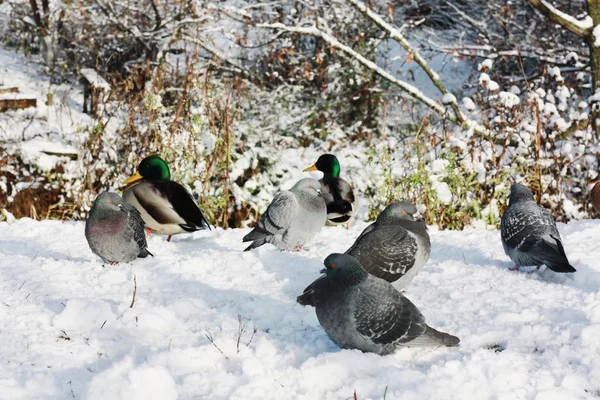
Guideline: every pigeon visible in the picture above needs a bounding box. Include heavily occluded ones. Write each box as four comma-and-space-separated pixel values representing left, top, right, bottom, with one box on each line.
298, 253, 459, 355
122, 155, 210, 242
85, 192, 153, 264
303, 154, 357, 227
500, 183, 575, 272
242, 178, 327, 251
345, 202, 430, 289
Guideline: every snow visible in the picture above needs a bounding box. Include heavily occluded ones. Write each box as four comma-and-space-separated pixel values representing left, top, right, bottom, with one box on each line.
498, 91, 521, 108
594, 25, 600, 47
462, 97, 476, 111
442, 93, 457, 105
2, 219, 600, 399
478, 59, 493, 71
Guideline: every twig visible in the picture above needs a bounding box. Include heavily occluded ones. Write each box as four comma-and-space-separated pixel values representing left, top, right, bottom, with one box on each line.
236, 314, 246, 354
67, 381, 75, 398
129, 274, 137, 308
205, 330, 229, 359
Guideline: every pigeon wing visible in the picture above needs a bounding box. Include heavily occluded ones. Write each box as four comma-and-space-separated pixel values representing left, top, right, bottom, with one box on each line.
501, 205, 558, 249
125, 203, 152, 257
243, 191, 298, 243
346, 225, 416, 282
354, 281, 426, 345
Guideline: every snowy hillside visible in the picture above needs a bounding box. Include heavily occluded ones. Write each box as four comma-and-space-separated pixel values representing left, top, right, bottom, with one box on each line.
1, 219, 599, 399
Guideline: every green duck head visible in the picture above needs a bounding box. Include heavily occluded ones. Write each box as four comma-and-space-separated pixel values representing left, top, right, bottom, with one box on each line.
303, 154, 341, 178
123, 155, 171, 185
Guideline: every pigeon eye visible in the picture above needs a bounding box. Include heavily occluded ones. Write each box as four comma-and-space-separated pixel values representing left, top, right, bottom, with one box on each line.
330, 263, 337, 269
402, 210, 407, 215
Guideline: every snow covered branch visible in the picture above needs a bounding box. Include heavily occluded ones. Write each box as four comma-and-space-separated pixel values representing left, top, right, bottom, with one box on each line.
257, 22, 490, 136
528, 0, 592, 37
345, 0, 466, 125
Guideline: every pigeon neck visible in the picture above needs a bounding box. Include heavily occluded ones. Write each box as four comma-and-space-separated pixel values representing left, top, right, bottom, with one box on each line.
328, 265, 368, 289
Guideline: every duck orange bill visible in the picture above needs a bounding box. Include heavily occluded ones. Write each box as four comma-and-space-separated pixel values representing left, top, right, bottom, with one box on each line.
303, 164, 318, 172
123, 171, 143, 185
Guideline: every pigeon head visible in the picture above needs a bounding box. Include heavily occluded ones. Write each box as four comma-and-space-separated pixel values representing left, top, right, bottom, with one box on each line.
124, 155, 170, 185
304, 154, 341, 178
292, 178, 322, 195
321, 253, 368, 286
377, 201, 420, 224
508, 183, 535, 205
91, 192, 126, 215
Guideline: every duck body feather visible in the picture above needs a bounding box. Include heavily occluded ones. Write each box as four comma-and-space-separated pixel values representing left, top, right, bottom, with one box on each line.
123, 180, 210, 235
321, 176, 357, 226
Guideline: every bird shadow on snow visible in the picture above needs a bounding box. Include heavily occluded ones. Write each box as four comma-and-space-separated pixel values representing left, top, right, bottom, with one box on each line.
155, 267, 332, 357
257, 249, 324, 293
429, 240, 507, 270
0, 238, 90, 263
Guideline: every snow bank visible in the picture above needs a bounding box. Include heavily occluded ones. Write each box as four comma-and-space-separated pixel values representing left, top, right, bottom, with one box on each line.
1, 219, 600, 399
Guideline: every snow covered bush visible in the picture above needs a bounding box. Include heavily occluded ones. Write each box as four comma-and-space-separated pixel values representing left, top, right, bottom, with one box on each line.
1, 0, 599, 229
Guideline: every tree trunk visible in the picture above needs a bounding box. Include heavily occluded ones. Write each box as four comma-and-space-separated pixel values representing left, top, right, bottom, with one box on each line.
28, 0, 47, 37
588, 1, 600, 90
588, 0, 600, 134
28, 0, 54, 64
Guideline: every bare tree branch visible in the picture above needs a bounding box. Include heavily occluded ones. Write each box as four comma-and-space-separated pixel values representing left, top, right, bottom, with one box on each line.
257, 22, 490, 136
346, 0, 466, 124
528, 0, 592, 37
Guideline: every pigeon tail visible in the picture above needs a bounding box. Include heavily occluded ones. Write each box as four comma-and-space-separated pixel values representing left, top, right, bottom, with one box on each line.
242, 225, 272, 242
408, 326, 460, 347
243, 238, 266, 252
545, 261, 576, 273
296, 291, 314, 307
137, 248, 153, 258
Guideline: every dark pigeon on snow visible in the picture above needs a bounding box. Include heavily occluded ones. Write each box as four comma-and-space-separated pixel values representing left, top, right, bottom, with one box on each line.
85, 192, 153, 264
297, 253, 459, 355
345, 202, 431, 290
500, 183, 575, 273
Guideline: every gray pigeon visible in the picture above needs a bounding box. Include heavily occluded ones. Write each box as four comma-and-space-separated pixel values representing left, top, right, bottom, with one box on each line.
500, 183, 575, 273
346, 202, 430, 289
85, 192, 153, 264
243, 178, 327, 251
298, 253, 459, 355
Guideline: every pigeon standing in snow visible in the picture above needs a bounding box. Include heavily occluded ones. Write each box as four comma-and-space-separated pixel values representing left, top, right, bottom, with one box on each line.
345, 202, 430, 290
242, 178, 327, 251
85, 192, 153, 264
500, 183, 575, 273
298, 253, 459, 355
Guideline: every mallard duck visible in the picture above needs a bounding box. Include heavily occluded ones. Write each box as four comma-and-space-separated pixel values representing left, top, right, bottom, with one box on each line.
303, 154, 357, 227
122, 155, 210, 241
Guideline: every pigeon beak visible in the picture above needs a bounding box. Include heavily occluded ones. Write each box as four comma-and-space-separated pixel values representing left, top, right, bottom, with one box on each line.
319, 268, 327, 274
303, 164, 318, 172
123, 171, 143, 185
414, 211, 424, 221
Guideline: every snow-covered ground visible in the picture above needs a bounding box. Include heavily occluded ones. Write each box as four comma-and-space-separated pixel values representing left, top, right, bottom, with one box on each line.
1, 218, 600, 399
